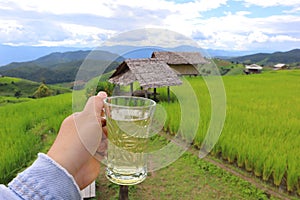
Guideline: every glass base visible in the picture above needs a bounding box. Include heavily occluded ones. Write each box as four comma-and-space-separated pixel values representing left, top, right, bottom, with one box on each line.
105, 168, 147, 185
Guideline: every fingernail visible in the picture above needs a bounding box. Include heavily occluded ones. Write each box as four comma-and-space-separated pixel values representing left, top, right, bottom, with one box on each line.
97, 91, 107, 98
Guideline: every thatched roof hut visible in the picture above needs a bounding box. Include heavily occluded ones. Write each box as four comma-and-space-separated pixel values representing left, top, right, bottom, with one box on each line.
151, 51, 207, 76
109, 58, 182, 89
109, 58, 182, 101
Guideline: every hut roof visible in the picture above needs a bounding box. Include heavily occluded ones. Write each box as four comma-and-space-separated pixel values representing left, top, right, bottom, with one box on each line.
151, 51, 207, 65
109, 58, 182, 89
274, 63, 286, 68
245, 64, 263, 70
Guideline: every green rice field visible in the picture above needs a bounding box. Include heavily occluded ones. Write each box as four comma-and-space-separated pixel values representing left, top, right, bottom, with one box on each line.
0, 93, 72, 183
0, 70, 299, 198
161, 70, 300, 195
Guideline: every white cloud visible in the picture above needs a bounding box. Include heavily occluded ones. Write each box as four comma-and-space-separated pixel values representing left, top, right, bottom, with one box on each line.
103, 28, 199, 47
184, 10, 300, 50
269, 35, 300, 42
247, 31, 269, 43
27, 23, 118, 47
113, 0, 228, 18
159, 0, 228, 38
60, 23, 115, 39
0, 0, 229, 47
237, 0, 300, 7
197, 0, 228, 11
0, 0, 299, 52
6, 0, 114, 17
0, 4, 13, 10
4, 0, 227, 21
0, 19, 23, 33
0, 19, 25, 43
284, 7, 300, 14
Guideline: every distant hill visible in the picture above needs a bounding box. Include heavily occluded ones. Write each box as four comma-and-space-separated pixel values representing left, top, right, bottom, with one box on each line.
227, 49, 300, 66
0, 50, 124, 84
0, 44, 92, 66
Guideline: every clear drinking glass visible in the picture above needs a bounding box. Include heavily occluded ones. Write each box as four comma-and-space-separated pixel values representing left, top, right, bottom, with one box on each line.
103, 96, 156, 185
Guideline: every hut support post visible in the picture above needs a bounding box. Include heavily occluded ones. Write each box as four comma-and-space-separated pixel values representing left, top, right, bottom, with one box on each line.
167, 87, 170, 103
115, 85, 120, 95
153, 88, 157, 101
130, 83, 133, 96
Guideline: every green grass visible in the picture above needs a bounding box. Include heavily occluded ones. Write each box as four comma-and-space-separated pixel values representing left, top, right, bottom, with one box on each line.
97, 151, 282, 200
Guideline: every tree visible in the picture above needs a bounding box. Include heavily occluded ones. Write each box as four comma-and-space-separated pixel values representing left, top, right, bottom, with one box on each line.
14, 90, 22, 99
96, 81, 114, 96
33, 83, 52, 98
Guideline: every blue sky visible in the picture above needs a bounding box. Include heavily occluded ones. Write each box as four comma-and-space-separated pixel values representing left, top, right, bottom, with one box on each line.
0, 0, 299, 52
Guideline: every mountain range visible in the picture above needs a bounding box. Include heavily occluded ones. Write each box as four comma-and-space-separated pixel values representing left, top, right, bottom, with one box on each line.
0, 45, 299, 84
0, 44, 260, 66
0, 50, 123, 84
226, 49, 300, 66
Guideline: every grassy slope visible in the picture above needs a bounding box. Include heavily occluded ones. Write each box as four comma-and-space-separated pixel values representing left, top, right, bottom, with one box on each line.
0, 76, 71, 98
0, 93, 72, 183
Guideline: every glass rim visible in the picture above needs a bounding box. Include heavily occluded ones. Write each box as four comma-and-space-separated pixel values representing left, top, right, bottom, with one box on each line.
103, 95, 156, 109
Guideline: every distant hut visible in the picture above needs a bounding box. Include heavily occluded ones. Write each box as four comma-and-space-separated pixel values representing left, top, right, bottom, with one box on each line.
109, 58, 182, 102
273, 63, 287, 70
244, 64, 263, 74
151, 51, 207, 76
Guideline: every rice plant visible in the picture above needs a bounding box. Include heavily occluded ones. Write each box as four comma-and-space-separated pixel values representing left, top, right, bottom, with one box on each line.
162, 70, 300, 194
0, 93, 72, 183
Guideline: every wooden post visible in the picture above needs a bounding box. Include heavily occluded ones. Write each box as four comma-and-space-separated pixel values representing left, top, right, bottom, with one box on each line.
119, 185, 128, 200
167, 86, 170, 103
130, 83, 133, 96
115, 85, 121, 95
153, 88, 157, 101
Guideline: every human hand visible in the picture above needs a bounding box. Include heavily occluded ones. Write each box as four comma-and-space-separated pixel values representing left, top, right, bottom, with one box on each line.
47, 91, 107, 190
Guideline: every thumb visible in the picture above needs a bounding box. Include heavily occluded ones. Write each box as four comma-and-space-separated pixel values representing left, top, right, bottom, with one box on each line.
82, 91, 107, 115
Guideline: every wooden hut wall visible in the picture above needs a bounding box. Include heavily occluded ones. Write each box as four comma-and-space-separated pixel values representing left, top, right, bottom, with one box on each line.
169, 64, 199, 76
